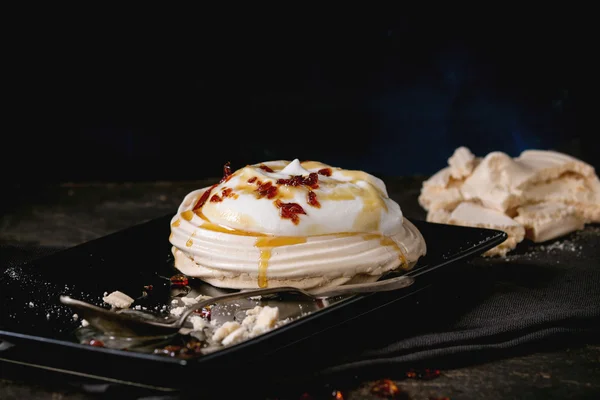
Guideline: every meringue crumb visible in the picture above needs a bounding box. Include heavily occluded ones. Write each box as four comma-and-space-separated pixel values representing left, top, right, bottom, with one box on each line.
180, 297, 198, 306
81, 319, 89, 327
189, 316, 210, 331
170, 306, 186, 317
102, 291, 134, 309
222, 326, 248, 346
252, 306, 279, 335
245, 306, 262, 316
72, 314, 79, 321
241, 314, 257, 327
212, 321, 241, 342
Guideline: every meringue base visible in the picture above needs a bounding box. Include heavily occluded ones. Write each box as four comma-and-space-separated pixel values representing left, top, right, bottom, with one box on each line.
171, 218, 425, 290
172, 247, 420, 289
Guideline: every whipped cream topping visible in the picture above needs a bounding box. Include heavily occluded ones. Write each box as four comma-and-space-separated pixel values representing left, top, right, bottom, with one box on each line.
170, 159, 426, 289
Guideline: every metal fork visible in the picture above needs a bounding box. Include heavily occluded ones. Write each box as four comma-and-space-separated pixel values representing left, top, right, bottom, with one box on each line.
60, 274, 414, 338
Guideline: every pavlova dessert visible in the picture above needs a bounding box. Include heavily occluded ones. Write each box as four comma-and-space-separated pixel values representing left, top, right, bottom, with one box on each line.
169, 159, 426, 289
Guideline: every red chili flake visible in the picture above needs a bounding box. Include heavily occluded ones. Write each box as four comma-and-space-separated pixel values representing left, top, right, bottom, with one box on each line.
248, 176, 257, 183
277, 172, 319, 189
256, 181, 278, 199
371, 379, 400, 398
193, 305, 212, 320
318, 168, 332, 176
259, 164, 274, 172
315, 299, 327, 308
185, 339, 204, 354
332, 390, 345, 400
210, 194, 222, 202
87, 339, 104, 347
193, 184, 218, 210
219, 162, 232, 183
275, 200, 306, 224
219, 187, 238, 199
154, 343, 201, 359
406, 368, 440, 380
307, 191, 320, 208
170, 273, 189, 287
153, 345, 183, 357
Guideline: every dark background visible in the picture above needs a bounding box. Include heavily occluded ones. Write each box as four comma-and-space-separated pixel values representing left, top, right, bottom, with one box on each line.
3, 14, 588, 183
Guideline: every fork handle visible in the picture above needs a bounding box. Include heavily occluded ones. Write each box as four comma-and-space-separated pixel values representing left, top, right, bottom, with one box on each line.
308, 275, 415, 298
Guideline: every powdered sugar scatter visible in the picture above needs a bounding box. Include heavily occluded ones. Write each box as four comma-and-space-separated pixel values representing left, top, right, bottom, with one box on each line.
538, 240, 583, 253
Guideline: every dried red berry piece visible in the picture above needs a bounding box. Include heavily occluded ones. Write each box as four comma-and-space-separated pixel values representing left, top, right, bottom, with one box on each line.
170, 274, 189, 287
275, 200, 306, 224
371, 379, 400, 398
318, 168, 332, 176
88, 339, 104, 347
259, 164, 274, 172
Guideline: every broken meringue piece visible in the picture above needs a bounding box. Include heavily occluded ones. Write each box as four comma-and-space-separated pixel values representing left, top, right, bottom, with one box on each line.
445, 202, 525, 257
448, 146, 476, 179
514, 202, 585, 243
102, 291, 134, 309
420, 147, 599, 256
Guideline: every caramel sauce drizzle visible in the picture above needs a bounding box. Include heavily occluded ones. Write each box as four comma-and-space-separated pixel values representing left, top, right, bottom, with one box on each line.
255, 237, 307, 288
181, 210, 194, 221
300, 161, 329, 170
195, 209, 266, 237
363, 234, 407, 266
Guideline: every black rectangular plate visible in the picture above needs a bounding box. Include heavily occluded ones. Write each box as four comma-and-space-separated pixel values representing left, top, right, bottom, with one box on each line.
0, 215, 506, 390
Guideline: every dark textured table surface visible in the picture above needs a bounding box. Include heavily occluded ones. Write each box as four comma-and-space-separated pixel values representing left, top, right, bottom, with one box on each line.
1, 178, 599, 399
